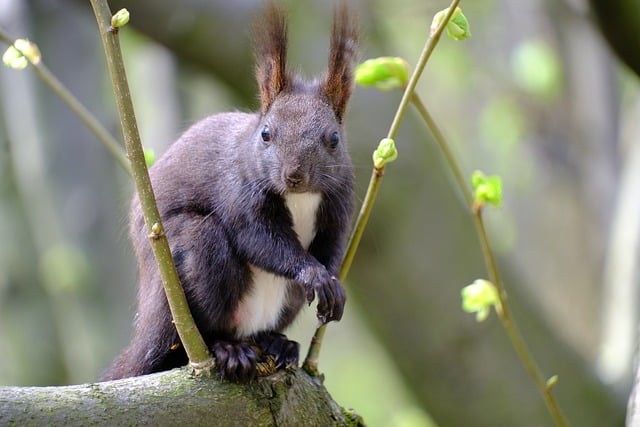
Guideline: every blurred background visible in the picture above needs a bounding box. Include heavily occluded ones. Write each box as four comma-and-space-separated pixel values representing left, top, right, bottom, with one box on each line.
0, 0, 636, 425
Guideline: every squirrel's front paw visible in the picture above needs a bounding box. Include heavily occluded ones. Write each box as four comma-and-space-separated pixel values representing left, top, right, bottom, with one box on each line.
295, 264, 346, 323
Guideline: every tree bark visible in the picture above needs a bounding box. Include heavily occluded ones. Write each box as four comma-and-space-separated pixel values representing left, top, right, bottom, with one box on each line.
0, 368, 357, 426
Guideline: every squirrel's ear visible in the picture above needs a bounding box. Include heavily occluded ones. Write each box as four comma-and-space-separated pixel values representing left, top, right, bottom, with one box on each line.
322, 2, 359, 123
254, 2, 291, 114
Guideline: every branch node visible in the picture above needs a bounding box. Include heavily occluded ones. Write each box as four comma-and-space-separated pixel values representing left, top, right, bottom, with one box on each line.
189, 357, 215, 377
149, 222, 164, 239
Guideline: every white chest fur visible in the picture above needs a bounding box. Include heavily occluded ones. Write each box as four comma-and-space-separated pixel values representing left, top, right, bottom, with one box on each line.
284, 192, 322, 248
233, 192, 322, 338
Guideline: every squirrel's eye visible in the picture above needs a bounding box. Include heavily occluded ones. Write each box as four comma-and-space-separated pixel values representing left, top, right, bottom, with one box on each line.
329, 131, 340, 149
261, 125, 271, 142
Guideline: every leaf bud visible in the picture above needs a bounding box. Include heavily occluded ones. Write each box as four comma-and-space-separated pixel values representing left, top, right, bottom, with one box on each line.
471, 170, 503, 209
2, 39, 41, 70
355, 57, 410, 91
431, 7, 471, 41
372, 138, 398, 169
111, 8, 130, 29
461, 279, 501, 322
144, 148, 156, 167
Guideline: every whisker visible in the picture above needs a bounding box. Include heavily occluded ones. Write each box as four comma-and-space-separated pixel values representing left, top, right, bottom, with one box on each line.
199, 210, 216, 226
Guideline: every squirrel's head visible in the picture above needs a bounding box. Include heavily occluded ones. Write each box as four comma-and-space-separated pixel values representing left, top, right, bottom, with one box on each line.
252, 1, 358, 194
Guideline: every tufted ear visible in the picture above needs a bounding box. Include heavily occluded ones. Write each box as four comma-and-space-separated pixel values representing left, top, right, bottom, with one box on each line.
321, 2, 359, 123
254, 1, 291, 114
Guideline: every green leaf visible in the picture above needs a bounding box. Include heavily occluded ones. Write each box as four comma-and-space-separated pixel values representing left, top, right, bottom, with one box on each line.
461, 279, 500, 322
431, 7, 471, 41
355, 57, 410, 91
372, 138, 398, 169
2, 39, 41, 70
471, 170, 503, 207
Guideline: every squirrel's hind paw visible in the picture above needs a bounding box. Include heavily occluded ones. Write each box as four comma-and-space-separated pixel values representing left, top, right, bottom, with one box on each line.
254, 332, 300, 370
211, 340, 259, 382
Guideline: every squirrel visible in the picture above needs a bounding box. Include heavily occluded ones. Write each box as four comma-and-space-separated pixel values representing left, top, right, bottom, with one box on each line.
102, 2, 358, 382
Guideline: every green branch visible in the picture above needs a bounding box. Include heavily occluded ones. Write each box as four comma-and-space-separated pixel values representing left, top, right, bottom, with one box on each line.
303, 0, 570, 423
88, 0, 212, 374
411, 87, 568, 427
0, 28, 130, 174
409, 58, 569, 427
409, 94, 471, 205
303, 0, 462, 375
471, 211, 568, 426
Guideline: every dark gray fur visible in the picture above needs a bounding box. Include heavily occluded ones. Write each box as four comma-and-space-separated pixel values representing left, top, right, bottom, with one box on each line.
103, 2, 358, 382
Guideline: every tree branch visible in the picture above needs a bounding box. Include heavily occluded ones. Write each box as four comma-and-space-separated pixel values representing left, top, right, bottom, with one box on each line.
303, 0, 461, 375
0, 27, 130, 174
88, 0, 212, 372
411, 73, 569, 427
0, 368, 358, 426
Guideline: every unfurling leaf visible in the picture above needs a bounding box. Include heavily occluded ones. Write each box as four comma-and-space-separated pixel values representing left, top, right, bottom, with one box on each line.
461, 279, 501, 322
2, 39, 41, 70
355, 57, 410, 91
372, 138, 398, 169
431, 7, 471, 41
471, 170, 503, 208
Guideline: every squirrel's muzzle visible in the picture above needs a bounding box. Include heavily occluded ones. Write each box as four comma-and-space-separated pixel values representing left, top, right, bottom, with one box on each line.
283, 167, 308, 191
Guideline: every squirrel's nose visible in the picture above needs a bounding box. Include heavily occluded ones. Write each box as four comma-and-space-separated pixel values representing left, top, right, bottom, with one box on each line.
283, 168, 305, 189
285, 173, 303, 187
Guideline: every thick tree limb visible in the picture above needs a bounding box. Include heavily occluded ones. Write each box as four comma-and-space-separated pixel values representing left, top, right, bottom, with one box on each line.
0, 368, 355, 426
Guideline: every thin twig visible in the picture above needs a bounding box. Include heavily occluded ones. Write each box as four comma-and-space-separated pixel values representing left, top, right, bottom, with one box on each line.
410, 93, 471, 205
0, 27, 130, 174
303, 0, 462, 375
412, 85, 569, 427
89, 0, 212, 374
472, 212, 568, 426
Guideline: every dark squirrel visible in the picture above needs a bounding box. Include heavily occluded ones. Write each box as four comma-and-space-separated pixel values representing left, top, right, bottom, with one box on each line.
102, 2, 358, 382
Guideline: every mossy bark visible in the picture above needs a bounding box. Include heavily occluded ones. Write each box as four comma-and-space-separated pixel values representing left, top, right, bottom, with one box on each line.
0, 368, 359, 426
